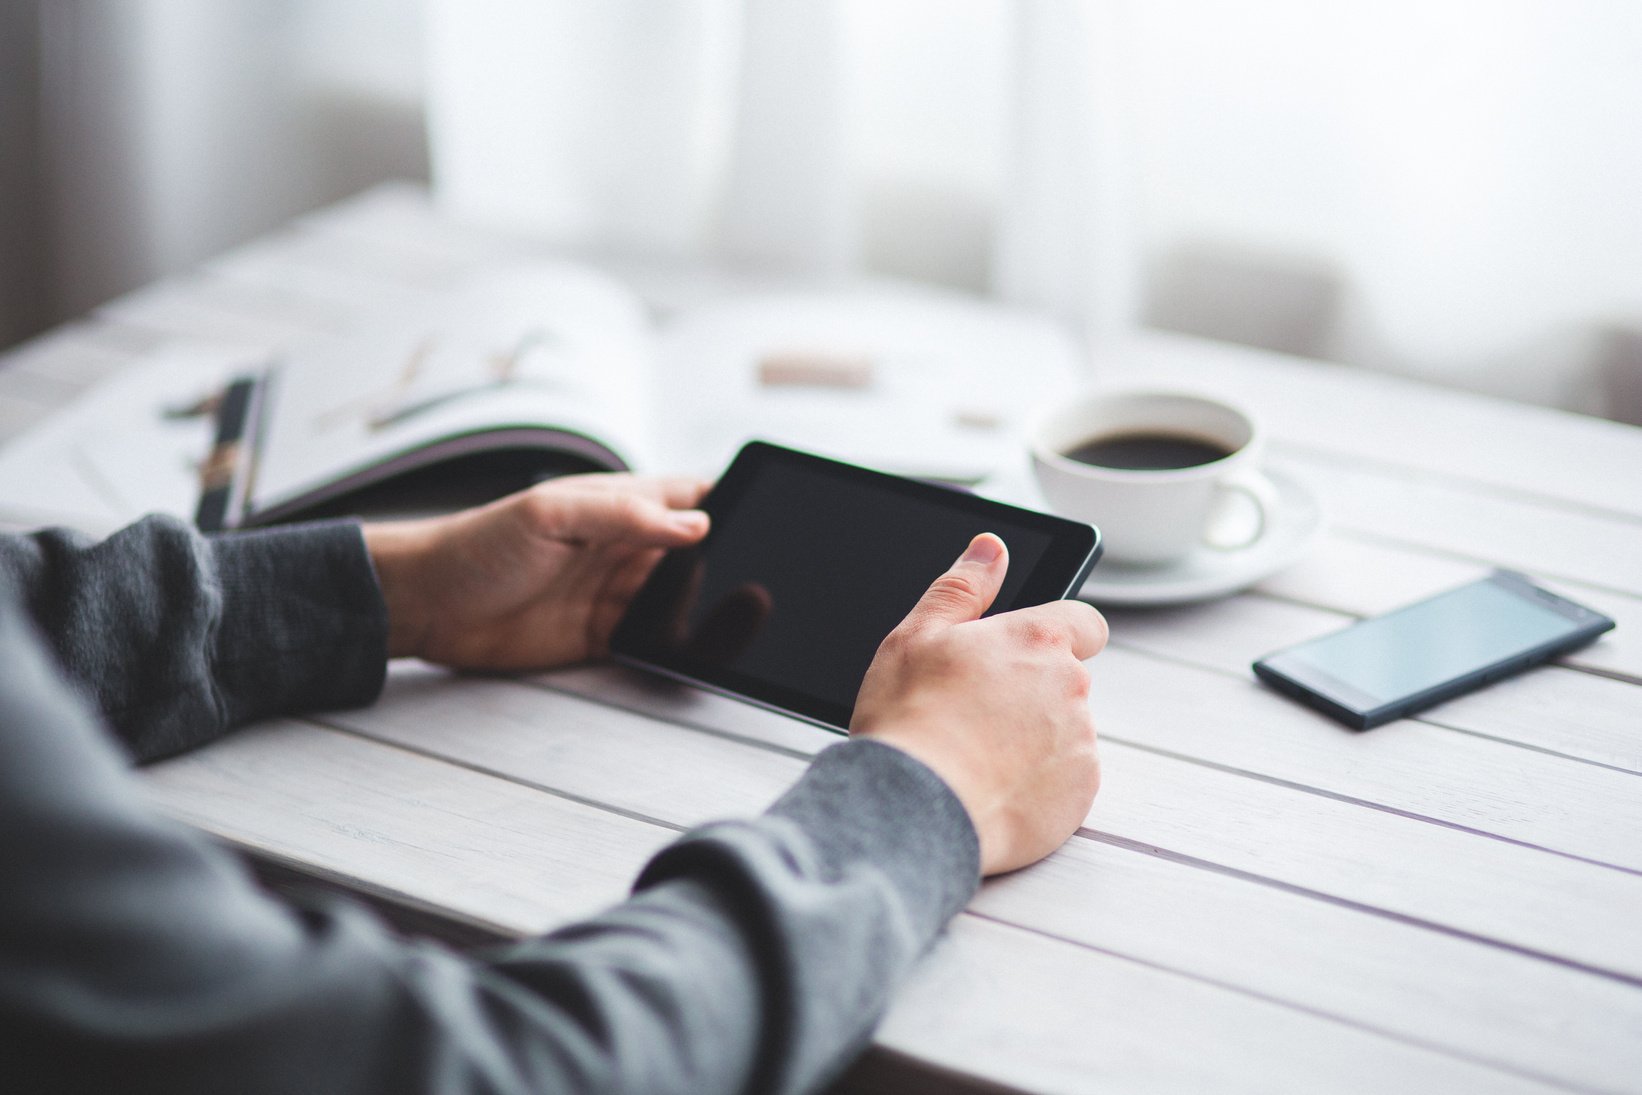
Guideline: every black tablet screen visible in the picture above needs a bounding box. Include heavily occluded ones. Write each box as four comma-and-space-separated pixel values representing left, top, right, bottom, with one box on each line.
611, 442, 1100, 730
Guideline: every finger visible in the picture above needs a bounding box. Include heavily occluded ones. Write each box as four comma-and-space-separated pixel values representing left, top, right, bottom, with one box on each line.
647, 475, 714, 510
530, 489, 709, 546
995, 599, 1109, 661
554, 473, 713, 510
898, 533, 1009, 634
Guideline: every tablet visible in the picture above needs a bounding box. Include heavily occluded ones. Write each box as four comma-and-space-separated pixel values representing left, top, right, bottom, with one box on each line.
610, 441, 1102, 732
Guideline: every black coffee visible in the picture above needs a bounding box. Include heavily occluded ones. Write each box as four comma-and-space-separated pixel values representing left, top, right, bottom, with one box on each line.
1062, 431, 1233, 470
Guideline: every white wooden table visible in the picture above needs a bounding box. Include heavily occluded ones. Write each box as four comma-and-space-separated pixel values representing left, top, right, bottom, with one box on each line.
2, 184, 1640, 1095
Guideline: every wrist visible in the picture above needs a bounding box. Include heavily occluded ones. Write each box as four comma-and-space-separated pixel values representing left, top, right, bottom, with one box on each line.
362, 521, 436, 659
853, 726, 998, 869
757, 738, 981, 927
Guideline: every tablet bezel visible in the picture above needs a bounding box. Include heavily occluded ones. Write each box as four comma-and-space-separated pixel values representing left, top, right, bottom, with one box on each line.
609, 440, 1102, 732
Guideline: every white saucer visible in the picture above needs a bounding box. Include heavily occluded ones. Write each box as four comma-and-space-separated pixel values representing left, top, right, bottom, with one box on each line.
1073, 469, 1323, 606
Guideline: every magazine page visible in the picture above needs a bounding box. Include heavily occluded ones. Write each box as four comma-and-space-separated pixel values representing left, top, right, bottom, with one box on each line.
252, 262, 654, 515
653, 289, 1083, 482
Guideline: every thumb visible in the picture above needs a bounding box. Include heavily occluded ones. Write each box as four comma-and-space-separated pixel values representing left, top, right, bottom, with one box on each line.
900, 533, 1009, 633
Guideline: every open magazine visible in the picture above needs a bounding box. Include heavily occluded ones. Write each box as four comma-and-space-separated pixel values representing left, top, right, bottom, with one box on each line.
0, 261, 1083, 532
201, 266, 652, 528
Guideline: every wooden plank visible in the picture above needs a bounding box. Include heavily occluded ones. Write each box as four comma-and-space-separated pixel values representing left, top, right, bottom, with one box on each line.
1105, 594, 1642, 773
1090, 645, 1642, 870
342, 667, 1642, 1091
345, 663, 1642, 987
149, 708, 1568, 1092
1106, 595, 1355, 678
1103, 330, 1642, 521
545, 663, 1642, 893
540, 649, 1642, 878
1259, 529, 1642, 683
971, 838, 1642, 1094
320, 664, 809, 827
1091, 741, 1642, 982
1260, 527, 1488, 614
535, 664, 840, 758
1280, 453, 1642, 597
876, 917, 1557, 1095
1422, 664, 1642, 774
139, 718, 675, 937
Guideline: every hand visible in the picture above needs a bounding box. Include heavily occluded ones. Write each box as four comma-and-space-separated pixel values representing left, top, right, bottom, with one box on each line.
850, 533, 1107, 875
362, 474, 711, 670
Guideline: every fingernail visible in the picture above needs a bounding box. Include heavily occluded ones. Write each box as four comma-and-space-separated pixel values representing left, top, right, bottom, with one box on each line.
670, 510, 709, 534
962, 533, 1003, 564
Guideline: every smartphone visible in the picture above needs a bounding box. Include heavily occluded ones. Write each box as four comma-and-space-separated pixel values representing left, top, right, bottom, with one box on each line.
1252, 571, 1615, 729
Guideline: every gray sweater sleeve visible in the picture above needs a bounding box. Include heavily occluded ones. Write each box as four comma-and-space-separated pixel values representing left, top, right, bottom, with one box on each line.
0, 514, 388, 761
0, 520, 981, 1095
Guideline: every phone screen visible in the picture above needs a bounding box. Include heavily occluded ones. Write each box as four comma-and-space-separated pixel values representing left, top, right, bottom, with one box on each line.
1255, 573, 1613, 727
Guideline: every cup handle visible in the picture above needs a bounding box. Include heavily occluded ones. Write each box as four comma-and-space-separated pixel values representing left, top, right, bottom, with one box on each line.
1204, 469, 1280, 551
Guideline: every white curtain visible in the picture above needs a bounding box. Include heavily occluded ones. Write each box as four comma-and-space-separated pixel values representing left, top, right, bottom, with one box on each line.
28, 0, 426, 323
426, 0, 1140, 341
428, 0, 1642, 418
1124, 0, 1642, 413
12, 1, 1641, 419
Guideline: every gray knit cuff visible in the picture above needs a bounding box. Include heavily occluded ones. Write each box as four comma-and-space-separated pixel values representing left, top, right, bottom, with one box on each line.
765, 738, 981, 938
207, 520, 388, 730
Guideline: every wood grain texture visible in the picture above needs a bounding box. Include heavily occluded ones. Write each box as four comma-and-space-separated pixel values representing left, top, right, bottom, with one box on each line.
1421, 663, 1642, 773
536, 662, 1642, 982
536, 664, 841, 758
1282, 454, 1642, 597
873, 916, 1560, 1095
140, 718, 675, 937
500, 663, 1642, 980
143, 712, 1580, 1094
1091, 742, 1642, 982
320, 663, 809, 827
322, 660, 1642, 1090
974, 834, 1642, 1094
559, 642, 1642, 879
1098, 677, 1642, 869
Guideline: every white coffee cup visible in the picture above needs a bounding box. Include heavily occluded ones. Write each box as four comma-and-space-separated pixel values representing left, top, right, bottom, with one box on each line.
1030, 390, 1280, 567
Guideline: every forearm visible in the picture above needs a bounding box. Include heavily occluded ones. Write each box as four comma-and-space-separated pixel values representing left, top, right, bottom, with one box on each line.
0, 592, 978, 1094
0, 515, 388, 762
486, 739, 981, 1094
